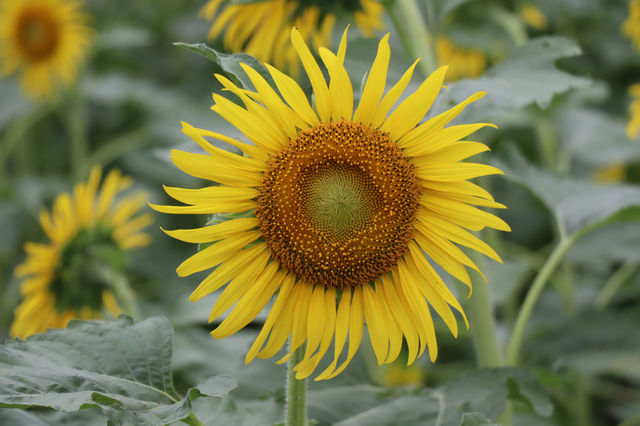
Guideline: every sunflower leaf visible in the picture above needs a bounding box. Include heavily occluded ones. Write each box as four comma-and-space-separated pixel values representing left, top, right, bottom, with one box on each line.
172, 42, 275, 91
433, 36, 590, 121
494, 148, 640, 236
315, 368, 550, 426
0, 316, 237, 425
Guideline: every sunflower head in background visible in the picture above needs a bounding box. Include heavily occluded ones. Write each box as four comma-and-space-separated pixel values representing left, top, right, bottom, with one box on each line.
436, 37, 486, 82
154, 28, 509, 380
623, 0, 640, 51
0, 0, 91, 99
11, 167, 152, 339
200, 0, 383, 74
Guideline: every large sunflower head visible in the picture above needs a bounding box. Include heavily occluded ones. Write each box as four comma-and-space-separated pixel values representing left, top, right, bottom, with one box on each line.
0, 0, 91, 98
11, 167, 152, 339
200, 0, 383, 74
154, 28, 509, 380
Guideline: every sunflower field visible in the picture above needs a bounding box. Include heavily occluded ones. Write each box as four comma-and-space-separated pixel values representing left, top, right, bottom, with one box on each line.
1, 0, 640, 425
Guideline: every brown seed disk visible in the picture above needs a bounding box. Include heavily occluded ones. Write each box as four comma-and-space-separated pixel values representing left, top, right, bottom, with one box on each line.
256, 120, 420, 288
15, 7, 60, 61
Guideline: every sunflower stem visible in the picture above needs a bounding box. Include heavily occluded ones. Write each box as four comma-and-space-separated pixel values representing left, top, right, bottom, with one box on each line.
111, 272, 141, 321
465, 251, 503, 368
386, 0, 437, 77
68, 80, 88, 181
0, 103, 54, 181
506, 233, 578, 366
285, 343, 307, 426
594, 259, 639, 310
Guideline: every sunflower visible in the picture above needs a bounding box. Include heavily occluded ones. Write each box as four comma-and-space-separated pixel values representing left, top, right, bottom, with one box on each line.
200, 0, 383, 74
520, 4, 548, 31
154, 28, 509, 380
11, 167, 152, 339
623, 0, 640, 51
0, 0, 90, 98
627, 83, 640, 140
436, 37, 486, 82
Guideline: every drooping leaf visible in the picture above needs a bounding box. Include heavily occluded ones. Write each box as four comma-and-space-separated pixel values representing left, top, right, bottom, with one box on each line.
172, 42, 275, 91
494, 148, 640, 235
433, 37, 590, 122
0, 316, 237, 425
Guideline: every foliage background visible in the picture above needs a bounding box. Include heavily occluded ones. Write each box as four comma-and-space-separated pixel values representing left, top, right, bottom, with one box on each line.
1, 0, 640, 424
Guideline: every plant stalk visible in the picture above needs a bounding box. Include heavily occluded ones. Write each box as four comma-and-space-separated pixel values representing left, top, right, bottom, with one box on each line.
464, 252, 503, 368
386, 0, 437, 77
286, 343, 307, 426
111, 272, 141, 321
68, 81, 88, 180
595, 260, 639, 310
506, 234, 577, 366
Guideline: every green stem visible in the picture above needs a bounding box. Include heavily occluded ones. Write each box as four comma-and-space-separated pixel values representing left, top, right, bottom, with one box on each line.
536, 117, 557, 173
111, 273, 141, 321
181, 412, 206, 426
286, 343, 307, 426
464, 252, 502, 368
68, 81, 88, 180
506, 233, 578, 366
491, 6, 528, 47
386, 0, 437, 77
0, 104, 53, 180
595, 260, 640, 310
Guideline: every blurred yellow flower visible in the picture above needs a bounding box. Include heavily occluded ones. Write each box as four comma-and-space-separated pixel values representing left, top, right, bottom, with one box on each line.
11, 167, 152, 339
154, 28, 508, 380
520, 4, 548, 30
593, 163, 627, 184
382, 362, 424, 387
623, 0, 640, 50
200, 0, 383, 74
0, 0, 91, 98
627, 83, 640, 139
436, 37, 486, 82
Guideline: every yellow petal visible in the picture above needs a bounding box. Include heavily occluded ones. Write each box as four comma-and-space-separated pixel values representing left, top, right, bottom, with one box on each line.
382, 66, 448, 141
370, 59, 420, 128
353, 34, 391, 126
163, 217, 259, 244
363, 284, 389, 365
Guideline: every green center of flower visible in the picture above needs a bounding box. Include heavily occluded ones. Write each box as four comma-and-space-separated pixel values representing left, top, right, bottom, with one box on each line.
302, 165, 376, 241
50, 224, 122, 312
15, 8, 59, 61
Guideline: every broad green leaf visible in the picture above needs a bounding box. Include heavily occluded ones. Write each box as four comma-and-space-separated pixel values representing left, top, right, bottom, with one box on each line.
433, 37, 590, 122
314, 369, 551, 426
494, 148, 640, 235
172, 42, 275, 91
0, 316, 237, 425
566, 221, 640, 268
459, 412, 499, 426
556, 107, 640, 166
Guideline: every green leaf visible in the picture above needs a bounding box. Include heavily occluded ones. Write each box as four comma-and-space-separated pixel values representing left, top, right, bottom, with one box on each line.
556, 107, 640, 166
172, 42, 275, 91
459, 412, 499, 426
494, 148, 640, 236
313, 368, 551, 426
434, 37, 590, 121
0, 316, 237, 425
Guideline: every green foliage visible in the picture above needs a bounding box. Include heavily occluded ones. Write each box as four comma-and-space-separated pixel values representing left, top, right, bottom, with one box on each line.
0, 316, 236, 425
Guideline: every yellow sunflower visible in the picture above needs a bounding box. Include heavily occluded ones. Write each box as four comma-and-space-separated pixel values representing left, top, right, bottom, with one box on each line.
520, 4, 548, 31
11, 167, 152, 339
153, 28, 509, 380
0, 0, 90, 98
436, 37, 487, 82
627, 83, 640, 140
200, 0, 383, 74
623, 0, 640, 51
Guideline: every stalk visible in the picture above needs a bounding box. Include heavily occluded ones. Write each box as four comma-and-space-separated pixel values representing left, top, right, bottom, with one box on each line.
285, 343, 307, 426
385, 0, 437, 77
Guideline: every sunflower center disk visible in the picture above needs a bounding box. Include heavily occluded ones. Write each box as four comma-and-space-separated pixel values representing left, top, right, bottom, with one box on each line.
16, 9, 59, 61
257, 120, 421, 288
